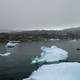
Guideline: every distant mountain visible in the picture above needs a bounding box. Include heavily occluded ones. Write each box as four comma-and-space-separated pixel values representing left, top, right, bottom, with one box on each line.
63, 27, 80, 32
0, 27, 80, 42
0, 29, 10, 33
0, 29, 23, 33
0, 27, 80, 33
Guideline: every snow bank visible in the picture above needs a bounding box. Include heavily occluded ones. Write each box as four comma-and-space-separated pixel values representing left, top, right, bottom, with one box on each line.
23, 62, 80, 80
0, 52, 11, 56
31, 45, 68, 64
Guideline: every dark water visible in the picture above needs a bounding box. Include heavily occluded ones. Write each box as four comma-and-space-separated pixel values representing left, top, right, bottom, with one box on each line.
0, 40, 80, 80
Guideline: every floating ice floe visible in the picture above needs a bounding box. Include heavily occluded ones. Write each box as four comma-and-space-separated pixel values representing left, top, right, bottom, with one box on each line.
69, 39, 77, 42
0, 52, 11, 56
31, 45, 68, 64
23, 62, 80, 80
49, 38, 60, 41
5, 41, 19, 48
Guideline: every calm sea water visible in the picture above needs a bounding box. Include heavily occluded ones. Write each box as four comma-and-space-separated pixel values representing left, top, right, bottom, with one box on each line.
0, 40, 80, 80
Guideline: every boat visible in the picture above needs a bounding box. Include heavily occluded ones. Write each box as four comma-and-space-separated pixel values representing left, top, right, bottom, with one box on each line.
5, 41, 19, 48
31, 45, 68, 64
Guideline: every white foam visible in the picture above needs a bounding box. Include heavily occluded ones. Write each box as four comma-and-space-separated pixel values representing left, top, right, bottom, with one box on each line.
23, 62, 80, 80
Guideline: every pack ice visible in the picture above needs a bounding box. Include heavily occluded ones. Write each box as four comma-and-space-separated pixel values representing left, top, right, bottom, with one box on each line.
24, 62, 80, 80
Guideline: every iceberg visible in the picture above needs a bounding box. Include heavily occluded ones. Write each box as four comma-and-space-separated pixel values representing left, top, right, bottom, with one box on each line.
69, 39, 77, 42
49, 38, 60, 41
0, 52, 11, 56
5, 41, 19, 48
23, 62, 80, 80
31, 45, 68, 64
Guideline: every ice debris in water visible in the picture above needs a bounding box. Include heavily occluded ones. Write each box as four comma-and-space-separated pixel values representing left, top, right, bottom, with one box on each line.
31, 45, 68, 64
0, 52, 11, 56
5, 41, 19, 48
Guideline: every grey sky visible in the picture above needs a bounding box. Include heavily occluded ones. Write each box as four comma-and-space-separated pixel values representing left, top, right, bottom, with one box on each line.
0, 0, 80, 30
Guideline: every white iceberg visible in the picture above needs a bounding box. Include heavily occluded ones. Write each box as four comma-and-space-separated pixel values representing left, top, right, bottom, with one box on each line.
23, 62, 80, 80
31, 45, 68, 64
5, 41, 19, 48
69, 39, 77, 42
0, 52, 11, 56
49, 38, 60, 41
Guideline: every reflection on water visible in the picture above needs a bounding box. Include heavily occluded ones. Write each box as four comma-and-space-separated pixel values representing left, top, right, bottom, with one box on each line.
0, 40, 80, 79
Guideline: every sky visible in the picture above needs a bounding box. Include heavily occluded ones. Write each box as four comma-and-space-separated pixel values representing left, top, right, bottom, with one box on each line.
0, 0, 80, 30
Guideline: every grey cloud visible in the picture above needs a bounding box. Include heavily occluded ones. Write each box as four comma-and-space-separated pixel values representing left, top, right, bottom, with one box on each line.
0, 0, 80, 30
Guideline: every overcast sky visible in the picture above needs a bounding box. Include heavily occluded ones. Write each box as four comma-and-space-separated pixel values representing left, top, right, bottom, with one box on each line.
0, 0, 80, 30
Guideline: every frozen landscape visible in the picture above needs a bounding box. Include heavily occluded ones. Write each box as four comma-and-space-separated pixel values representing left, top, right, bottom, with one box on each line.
23, 45, 80, 80
1, 0, 80, 80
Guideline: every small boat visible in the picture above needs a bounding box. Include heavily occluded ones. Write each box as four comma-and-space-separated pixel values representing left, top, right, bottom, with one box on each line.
5, 41, 19, 48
